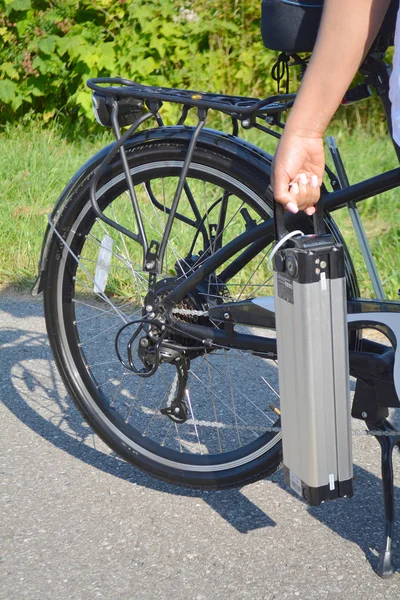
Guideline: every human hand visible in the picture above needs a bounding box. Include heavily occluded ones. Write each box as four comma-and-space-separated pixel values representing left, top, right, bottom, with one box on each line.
271, 132, 325, 215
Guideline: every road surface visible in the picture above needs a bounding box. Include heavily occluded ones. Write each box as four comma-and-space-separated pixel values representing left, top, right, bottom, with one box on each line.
1, 292, 400, 599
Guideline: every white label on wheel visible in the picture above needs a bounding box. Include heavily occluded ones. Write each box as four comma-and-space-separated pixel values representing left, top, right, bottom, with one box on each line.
289, 470, 302, 497
94, 234, 113, 293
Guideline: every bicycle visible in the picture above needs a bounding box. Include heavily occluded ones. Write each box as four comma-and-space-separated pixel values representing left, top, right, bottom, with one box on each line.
32, 4, 400, 578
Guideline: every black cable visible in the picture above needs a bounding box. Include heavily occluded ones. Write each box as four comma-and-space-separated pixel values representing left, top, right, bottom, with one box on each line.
271, 53, 290, 95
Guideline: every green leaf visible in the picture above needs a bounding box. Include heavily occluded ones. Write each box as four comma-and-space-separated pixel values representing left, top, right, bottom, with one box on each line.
11, 95, 24, 110
0, 79, 18, 103
150, 35, 166, 59
32, 56, 49, 74
7, 0, 31, 11
75, 89, 93, 116
16, 18, 29, 36
56, 36, 72, 57
140, 56, 157, 76
38, 36, 59, 55
97, 42, 115, 71
28, 85, 45, 97
0, 62, 18, 79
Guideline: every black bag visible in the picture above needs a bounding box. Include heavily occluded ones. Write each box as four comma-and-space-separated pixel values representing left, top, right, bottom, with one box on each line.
261, 0, 398, 54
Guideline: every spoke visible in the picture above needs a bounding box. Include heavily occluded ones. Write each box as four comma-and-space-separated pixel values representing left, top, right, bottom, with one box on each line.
125, 379, 144, 423
204, 351, 223, 453
74, 304, 141, 325
48, 217, 129, 322
73, 297, 142, 318
132, 408, 269, 432
75, 304, 142, 346
88, 359, 122, 368
174, 422, 184, 452
111, 372, 129, 408
224, 351, 241, 446
261, 376, 280, 400
202, 354, 276, 424
141, 385, 172, 437
184, 389, 203, 455
236, 250, 273, 301
88, 227, 148, 292
73, 298, 122, 314
78, 319, 141, 346
188, 198, 245, 274
96, 377, 114, 390
110, 203, 149, 300
188, 368, 263, 437
160, 419, 174, 447
159, 368, 184, 452
79, 256, 133, 272
184, 419, 267, 432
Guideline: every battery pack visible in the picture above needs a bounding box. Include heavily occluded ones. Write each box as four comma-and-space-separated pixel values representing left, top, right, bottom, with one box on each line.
273, 210, 353, 506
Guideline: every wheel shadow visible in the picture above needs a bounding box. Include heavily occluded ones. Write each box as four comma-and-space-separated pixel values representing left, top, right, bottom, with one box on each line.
0, 293, 275, 534
2, 292, 400, 571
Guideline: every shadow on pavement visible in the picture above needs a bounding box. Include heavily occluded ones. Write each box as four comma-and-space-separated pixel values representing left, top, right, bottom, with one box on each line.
0, 295, 275, 534
1, 293, 399, 572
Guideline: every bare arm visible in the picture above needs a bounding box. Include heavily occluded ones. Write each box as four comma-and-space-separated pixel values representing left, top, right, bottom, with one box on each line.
271, 0, 392, 214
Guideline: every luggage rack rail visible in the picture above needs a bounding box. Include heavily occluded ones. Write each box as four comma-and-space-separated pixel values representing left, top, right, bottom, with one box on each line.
86, 77, 295, 118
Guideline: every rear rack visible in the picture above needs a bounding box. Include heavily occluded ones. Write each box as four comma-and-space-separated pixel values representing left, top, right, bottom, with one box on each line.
86, 77, 295, 118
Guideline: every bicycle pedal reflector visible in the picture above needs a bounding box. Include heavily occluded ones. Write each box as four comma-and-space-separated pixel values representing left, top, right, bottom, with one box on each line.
273, 204, 353, 506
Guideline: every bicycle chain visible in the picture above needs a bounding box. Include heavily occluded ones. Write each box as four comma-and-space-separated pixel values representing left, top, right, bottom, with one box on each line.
170, 308, 400, 437
172, 307, 209, 318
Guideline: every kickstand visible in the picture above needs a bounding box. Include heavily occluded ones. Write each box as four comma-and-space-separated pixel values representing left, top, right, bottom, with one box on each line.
367, 419, 400, 578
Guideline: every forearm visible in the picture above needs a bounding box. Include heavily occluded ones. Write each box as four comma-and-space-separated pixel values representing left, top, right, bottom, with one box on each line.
284, 0, 392, 137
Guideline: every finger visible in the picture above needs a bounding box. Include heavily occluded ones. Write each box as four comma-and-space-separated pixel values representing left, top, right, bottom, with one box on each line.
290, 172, 320, 211
310, 174, 319, 189
272, 176, 299, 213
275, 191, 299, 214
298, 172, 309, 188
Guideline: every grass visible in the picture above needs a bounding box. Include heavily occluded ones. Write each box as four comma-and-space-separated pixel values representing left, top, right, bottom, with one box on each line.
0, 121, 113, 290
0, 118, 399, 299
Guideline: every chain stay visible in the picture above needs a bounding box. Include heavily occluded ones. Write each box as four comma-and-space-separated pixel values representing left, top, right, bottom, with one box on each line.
169, 311, 400, 437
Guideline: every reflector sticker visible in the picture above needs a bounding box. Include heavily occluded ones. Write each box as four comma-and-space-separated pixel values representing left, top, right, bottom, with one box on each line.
94, 234, 113, 293
289, 470, 302, 497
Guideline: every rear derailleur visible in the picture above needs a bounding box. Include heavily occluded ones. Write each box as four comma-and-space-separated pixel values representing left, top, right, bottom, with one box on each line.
115, 318, 191, 424
139, 334, 191, 424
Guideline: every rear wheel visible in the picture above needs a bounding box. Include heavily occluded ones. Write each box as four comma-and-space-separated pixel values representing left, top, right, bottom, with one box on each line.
44, 137, 358, 488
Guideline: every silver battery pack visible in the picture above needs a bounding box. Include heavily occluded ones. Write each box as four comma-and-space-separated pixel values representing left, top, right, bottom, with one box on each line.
273, 209, 353, 506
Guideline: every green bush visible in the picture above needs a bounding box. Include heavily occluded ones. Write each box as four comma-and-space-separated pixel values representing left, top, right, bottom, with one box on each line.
0, 0, 393, 132
0, 0, 278, 126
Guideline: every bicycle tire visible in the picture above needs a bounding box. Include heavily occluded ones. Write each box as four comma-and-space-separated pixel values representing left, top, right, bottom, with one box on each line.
43, 134, 359, 489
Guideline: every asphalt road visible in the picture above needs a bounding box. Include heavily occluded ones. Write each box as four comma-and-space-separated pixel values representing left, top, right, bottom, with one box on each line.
1, 291, 400, 600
